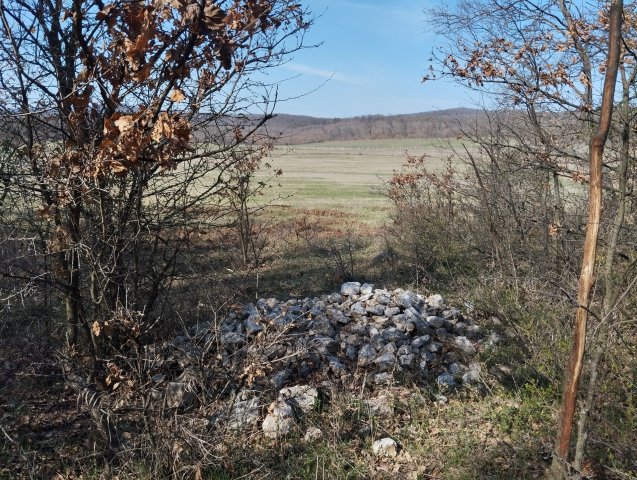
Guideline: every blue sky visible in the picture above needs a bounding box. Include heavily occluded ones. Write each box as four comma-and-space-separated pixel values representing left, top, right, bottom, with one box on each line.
268, 0, 475, 117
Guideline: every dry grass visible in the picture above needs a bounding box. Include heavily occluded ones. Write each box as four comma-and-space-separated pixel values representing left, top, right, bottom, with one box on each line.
256, 139, 459, 225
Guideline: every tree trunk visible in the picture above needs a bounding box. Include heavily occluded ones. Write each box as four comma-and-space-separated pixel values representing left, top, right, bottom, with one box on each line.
548, 1, 623, 477
573, 66, 635, 470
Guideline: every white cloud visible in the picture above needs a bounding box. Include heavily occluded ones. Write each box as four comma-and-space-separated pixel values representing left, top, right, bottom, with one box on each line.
283, 62, 362, 85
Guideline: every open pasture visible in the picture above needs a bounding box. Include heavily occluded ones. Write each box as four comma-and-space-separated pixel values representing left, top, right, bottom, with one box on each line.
259, 138, 459, 224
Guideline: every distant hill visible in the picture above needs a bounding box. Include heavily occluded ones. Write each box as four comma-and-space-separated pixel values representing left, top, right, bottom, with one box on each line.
261, 108, 486, 144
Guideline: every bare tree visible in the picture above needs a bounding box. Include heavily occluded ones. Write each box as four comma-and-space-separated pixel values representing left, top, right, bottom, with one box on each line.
549, 2, 623, 477
0, 0, 311, 452
427, 0, 637, 476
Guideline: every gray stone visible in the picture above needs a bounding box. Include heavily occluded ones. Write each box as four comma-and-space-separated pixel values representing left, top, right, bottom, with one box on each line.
372, 316, 391, 328
360, 283, 374, 295
395, 320, 414, 333
310, 335, 337, 355
310, 317, 335, 337
443, 351, 460, 364
453, 336, 476, 355
345, 344, 357, 360
340, 282, 361, 296
484, 331, 502, 349
435, 327, 451, 339
436, 373, 457, 387
279, 385, 319, 412
374, 372, 393, 385
364, 395, 393, 416
327, 293, 341, 304
443, 307, 461, 319
395, 291, 417, 309
462, 370, 481, 385
412, 335, 430, 349
381, 327, 406, 343
423, 352, 438, 362
419, 360, 429, 372
414, 321, 434, 336
262, 401, 295, 438
427, 294, 446, 310
397, 345, 412, 356
425, 341, 442, 353
376, 293, 392, 305
328, 308, 350, 325
374, 351, 397, 370
466, 324, 483, 340
454, 322, 467, 335
435, 394, 448, 404
427, 316, 446, 328
384, 306, 401, 317
399, 354, 415, 367
271, 369, 290, 390
344, 334, 364, 347
273, 314, 296, 328
468, 362, 481, 372
448, 363, 465, 375
304, 427, 323, 442
220, 331, 245, 347
366, 303, 386, 316
244, 318, 263, 335
227, 392, 260, 429
372, 437, 398, 457
165, 382, 194, 408
358, 344, 376, 367
351, 302, 368, 316
328, 356, 347, 375
405, 307, 423, 321
350, 322, 368, 336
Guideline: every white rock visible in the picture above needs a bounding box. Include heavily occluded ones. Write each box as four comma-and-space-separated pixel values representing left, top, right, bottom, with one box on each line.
262, 401, 295, 438
279, 385, 318, 412
427, 294, 446, 309
372, 437, 398, 457
364, 395, 393, 416
227, 392, 260, 429
462, 370, 481, 385
304, 426, 323, 442
435, 394, 448, 404
340, 282, 361, 296
454, 336, 477, 355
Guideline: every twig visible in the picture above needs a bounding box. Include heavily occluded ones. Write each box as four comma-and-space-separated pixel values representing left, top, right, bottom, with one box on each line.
0, 425, 16, 444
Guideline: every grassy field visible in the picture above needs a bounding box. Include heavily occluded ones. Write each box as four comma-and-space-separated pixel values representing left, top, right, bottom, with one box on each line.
257, 139, 459, 224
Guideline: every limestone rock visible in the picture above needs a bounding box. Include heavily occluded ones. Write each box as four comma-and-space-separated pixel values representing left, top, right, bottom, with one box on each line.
340, 282, 361, 296
372, 437, 399, 457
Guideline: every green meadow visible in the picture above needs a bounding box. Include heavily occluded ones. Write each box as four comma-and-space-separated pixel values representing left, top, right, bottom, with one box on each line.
258, 139, 459, 224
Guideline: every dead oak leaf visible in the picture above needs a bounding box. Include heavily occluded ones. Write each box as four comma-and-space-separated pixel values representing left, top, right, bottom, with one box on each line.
169, 88, 186, 102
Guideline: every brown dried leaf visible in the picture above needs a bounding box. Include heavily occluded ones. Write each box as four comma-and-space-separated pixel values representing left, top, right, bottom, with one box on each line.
110, 161, 129, 175
169, 89, 186, 102
114, 115, 135, 134
92, 321, 102, 337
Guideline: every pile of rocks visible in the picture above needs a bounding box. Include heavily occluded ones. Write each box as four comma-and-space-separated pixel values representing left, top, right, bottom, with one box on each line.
145, 282, 501, 439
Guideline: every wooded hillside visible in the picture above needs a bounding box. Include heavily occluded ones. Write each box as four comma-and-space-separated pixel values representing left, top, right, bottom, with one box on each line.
260, 108, 484, 143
